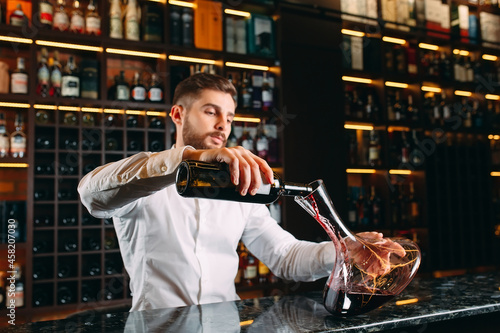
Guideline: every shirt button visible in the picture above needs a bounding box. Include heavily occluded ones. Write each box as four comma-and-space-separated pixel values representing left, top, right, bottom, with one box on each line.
161, 166, 167, 172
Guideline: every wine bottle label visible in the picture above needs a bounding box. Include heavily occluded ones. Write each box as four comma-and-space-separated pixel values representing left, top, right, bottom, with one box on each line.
38, 67, 50, 84
411, 203, 419, 217
110, 16, 122, 38
53, 12, 70, 31
131, 86, 146, 101
243, 266, 257, 279
51, 70, 62, 87
368, 147, 379, 161
10, 15, 25, 27
40, 3, 54, 24
125, 18, 140, 41
70, 14, 85, 32
148, 87, 163, 102
61, 76, 80, 97
116, 85, 130, 100
86, 17, 101, 35
11, 73, 28, 94
11, 136, 26, 153
0, 136, 9, 154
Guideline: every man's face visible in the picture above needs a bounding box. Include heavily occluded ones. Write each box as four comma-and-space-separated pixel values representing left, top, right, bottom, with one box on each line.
180, 89, 235, 149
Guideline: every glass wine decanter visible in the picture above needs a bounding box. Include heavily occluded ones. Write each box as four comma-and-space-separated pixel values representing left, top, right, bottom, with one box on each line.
295, 180, 421, 316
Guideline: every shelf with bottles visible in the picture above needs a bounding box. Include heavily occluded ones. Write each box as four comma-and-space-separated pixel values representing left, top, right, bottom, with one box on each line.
346, 170, 426, 232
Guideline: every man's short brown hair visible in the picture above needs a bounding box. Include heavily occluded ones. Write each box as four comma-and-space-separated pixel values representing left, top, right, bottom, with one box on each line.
172, 73, 237, 110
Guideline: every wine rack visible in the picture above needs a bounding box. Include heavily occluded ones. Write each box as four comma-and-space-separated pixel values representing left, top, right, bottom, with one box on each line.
0, 0, 282, 324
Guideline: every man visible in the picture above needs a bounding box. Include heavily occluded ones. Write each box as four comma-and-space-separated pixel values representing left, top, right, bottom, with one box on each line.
78, 73, 398, 311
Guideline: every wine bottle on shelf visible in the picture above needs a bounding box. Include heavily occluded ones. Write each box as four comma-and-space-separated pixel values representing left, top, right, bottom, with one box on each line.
50, 51, 62, 97
82, 112, 95, 127
10, 112, 26, 158
105, 137, 119, 151
61, 56, 80, 98
33, 239, 49, 253
261, 72, 273, 112
240, 72, 252, 110
37, 48, 50, 97
407, 94, 419, 122
176, 160, 312, 204
148, 74, 163, 103
63, 238, 78, 252
85, 0, 101, 35
130, 72, 146, 102
109, 0, 123, 39
33, 261, 48, 280
368, 130, 381, 167
57, 286, 74, 304
142, 1, 162, 42
33, 288, 50, 307
170, 6, 181, 45
181, 7, 194, 47
255, 123, 269, 161
365, 93, 379, 121
81, 283, 95, 302
393, 91, 405, 121
11, 57, 28, 94
10, 4, 28, 27
400, 131, 410, 164
0, 112, 9, 157
34, 215, 52, 226
351, 89, 364, 119
115, 71, 130, 101
242, 251, 258, 287
80, 59, 99, 99
69, 0, 85, 33
407, 181, 420, 226
149, 117, 163, 129
83, 236, 101, 251
124, 0, 140, 41
39, 0, 54, 28
369, 186, 383, 227
57, 262, 72, 278
347, 187, 358, 228
148, 138, 164, 152
53, 0, 70, 32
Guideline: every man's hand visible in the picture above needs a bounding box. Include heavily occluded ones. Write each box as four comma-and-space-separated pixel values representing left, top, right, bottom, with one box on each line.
345, 232, 406, 276
182, 146, 274, 196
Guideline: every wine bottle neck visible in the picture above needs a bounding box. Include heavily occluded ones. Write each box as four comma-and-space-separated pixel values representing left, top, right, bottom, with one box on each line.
281, 182, 313, 197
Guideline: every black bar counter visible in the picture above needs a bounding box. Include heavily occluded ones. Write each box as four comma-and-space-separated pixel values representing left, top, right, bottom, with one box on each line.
4, 272, 500, 332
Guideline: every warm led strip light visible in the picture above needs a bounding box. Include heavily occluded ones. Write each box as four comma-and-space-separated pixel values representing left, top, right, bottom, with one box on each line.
224, 9, 251, 17
421, 86, 442, 93
59, 105, 80, 112
455, 90, 472, 97
240, 320, 254, 326
0, 102, 30, 108
491, 171, 500, 177
169, 55, 216, 64
346, 169, 376, 174
418, 43, 439, 51
126, 110, 146, 115
382, 36, 406, 45
385, 81, 408, 89
36, 40, 102, 52
0, 163, 29, 168
81, 107, 102, 113
107, 48, 165, 59
341, 29, 365, 37
342, 76, 372, 84
453, 49, 469, 56
34, 104, 57, 110
146, 111, 167, 117
488, 135, 500, 140
389, 169, 412, 175
225, 62, 269, 71
168, 0, 195, 8
0, 35, 32, 44
482, 54, 498, 61
387, 126, 410, 132
485, 94, 500, 100
103, 109, 124, 114
233, 116, 261, 123
344, 123, 373, 131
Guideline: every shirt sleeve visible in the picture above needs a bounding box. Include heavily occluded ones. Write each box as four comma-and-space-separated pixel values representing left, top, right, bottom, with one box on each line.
78, 146, 194, 219
241, 204, 335, 282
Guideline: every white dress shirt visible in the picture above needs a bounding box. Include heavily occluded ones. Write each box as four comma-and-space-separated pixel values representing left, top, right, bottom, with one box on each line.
78, 146, 334, 311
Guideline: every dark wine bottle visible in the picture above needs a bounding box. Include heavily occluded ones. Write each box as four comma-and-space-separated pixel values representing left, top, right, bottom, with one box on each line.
33, 288, 50, 307
34, 215, 52, 226
176, 160, 313, 204
85, 261, 101, 276
63, 239, 78, 252
35, 136, 54, 149
33, 262, 48, 280
149, 139, 164, 152
57, 262, 72, 278
83, 236, 101, 251
57, 286, 74, 305
60, 215, 77, 226
33, 240, 49, 253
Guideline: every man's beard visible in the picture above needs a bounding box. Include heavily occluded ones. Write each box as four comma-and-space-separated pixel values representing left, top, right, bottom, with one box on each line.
182, 116, 227, 149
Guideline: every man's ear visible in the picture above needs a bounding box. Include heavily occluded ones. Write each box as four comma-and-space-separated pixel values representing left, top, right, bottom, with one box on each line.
170, 105, 184, 126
